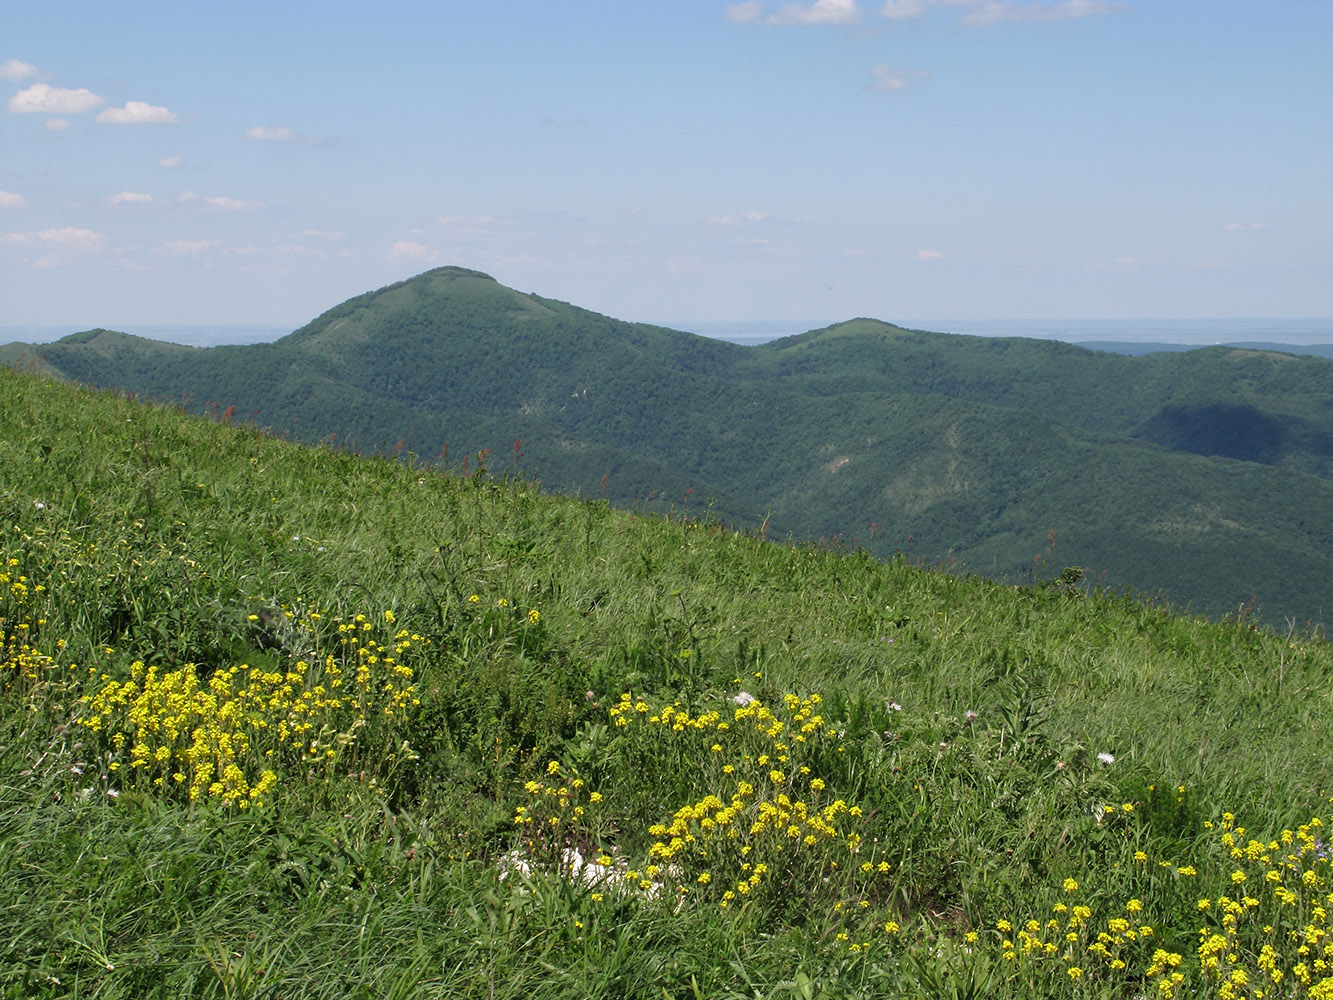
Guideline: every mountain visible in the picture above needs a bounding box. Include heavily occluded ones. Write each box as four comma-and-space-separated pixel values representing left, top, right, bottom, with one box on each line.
7, 265, 1333, 624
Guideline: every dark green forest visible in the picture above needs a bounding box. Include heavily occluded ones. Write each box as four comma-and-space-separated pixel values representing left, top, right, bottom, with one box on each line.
6, 266, 1333, 625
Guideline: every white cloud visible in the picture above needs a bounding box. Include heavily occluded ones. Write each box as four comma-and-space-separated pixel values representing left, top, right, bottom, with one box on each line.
8, 83, 105, 115
6, 227, 107, 251
107, 191, 153, 206
881, 0, 926, 17
245, 124, 335, 146
177, 190, 198, 203
730, 0, 862, 23
96, 101, 179, 125
390, 240, 433, 260
1224, 221, 1266, 231
769, 0, 861, 24
158, 155, 183, 169
917, 248, 944, 260
1114, 255, 1138, 266
0, 59, 39, 82
706, 211, 768, 226
959, 1, 1126, 27
162, 239, 213, 254
203, 195, 262, 211
246, 124, 296, 141
0, 190, 27, 208
437, 214, 499, 235
867, 65, 928, 91
302, 228, 345, 239
44, 118, 70, 131
725, 1, 765, 21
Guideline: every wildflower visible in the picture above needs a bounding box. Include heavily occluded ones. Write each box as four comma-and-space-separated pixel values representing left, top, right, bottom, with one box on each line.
1097, 752, 1115, 764
733, 691, 755, 706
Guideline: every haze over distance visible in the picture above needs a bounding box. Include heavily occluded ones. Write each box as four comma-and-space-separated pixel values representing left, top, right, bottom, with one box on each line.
3, 1, 1329, 335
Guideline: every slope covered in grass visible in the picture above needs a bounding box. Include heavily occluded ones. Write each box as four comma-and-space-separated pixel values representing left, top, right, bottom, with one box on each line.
7, 266, 1333, 624
2, 365, 1332, 998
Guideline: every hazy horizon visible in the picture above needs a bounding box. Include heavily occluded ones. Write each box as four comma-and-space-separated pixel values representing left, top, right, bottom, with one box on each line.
5, 315, 1332, 351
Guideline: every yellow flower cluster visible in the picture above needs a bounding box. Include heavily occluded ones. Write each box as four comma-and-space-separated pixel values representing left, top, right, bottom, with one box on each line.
78, 609, 420, 807
0, 561, 68, 695
608, 691, 827, 746
603, 691, 879, 908
996, 886, 1184, 996
1197, 812, 1333, 1000
984, 809, 1333, 1000
513, 762, 610, 875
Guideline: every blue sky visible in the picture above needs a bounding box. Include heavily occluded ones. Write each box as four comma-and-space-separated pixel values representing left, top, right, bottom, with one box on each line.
2, 1, 1329, 331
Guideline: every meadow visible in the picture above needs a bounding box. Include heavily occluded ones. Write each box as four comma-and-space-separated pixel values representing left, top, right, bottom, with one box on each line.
2, 363, 1332, 999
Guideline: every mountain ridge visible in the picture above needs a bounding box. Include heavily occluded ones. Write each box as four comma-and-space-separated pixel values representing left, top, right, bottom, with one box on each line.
6, 265, 1333, 624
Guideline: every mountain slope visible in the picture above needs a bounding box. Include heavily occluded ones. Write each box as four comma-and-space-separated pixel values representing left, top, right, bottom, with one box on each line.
6, 266, 1333, 623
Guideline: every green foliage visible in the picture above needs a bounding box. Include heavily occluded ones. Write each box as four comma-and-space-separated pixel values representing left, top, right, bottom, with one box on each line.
3, 366, 1333, 997
7, 267, 1333, 624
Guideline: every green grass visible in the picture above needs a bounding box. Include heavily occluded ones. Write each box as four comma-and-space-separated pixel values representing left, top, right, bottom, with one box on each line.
2, 364, 1332, 998
11, 265, 1333, 624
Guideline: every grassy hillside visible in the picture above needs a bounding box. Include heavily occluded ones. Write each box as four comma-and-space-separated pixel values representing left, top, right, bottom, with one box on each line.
6, 266, 1333, 626
3, 365, 1332, 998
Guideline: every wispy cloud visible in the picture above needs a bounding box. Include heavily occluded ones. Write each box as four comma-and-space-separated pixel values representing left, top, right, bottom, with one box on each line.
867, 65, 928, 91
1224, 221, 1266, 231
390, 240, 435, 261
734, 0, 1125, 27
245, 124, 335, 146
107, 191, 153, 206
246, 125, 296, 141
5, 227, 108, 251
96, 101, 179, 125
203, 195, 263, 211
727, 0, 862, 25
917, 248, 944, 260
162, 239, 214, 255
724, 1, 765, 21
0, 190, 28, 208
8, 83, 105, 115
0, 59, 39, 82
881, 0, 927, 18
959, 1, 1126, 27
706, 211, 768, 226
158, 155, 183, 169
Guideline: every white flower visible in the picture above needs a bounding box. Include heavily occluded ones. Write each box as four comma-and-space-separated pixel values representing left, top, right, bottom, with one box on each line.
886, 700, 902, 712
1097, 752, 1115, 765
964, 710, 978, 722
732, 691, 755, 706
34, 501, 46, 510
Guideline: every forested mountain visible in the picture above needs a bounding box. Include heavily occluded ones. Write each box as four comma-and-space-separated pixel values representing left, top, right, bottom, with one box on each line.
6, 265, 1333, 624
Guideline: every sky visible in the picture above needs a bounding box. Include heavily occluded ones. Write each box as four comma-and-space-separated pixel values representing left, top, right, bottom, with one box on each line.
2, 1, 1330, 334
